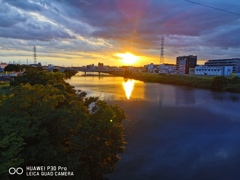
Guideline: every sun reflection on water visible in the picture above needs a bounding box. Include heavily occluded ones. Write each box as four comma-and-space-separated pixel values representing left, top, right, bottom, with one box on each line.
122, 79, 135, 99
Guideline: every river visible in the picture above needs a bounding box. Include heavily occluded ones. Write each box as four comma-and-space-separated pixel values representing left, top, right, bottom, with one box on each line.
67, 74, 240, 180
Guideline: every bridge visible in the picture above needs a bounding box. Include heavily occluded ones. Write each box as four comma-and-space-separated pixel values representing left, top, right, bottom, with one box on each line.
73, 67, 113, 75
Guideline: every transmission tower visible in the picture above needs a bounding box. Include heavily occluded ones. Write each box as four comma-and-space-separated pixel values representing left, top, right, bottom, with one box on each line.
160, 36, 164, 64
33, 46, 37, 64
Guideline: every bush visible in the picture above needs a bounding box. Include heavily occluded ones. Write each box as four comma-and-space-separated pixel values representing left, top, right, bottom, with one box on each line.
211, 76, 230, 91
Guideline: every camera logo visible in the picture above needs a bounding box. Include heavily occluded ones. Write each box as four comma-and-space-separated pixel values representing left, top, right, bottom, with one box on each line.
9, 167, 24, 175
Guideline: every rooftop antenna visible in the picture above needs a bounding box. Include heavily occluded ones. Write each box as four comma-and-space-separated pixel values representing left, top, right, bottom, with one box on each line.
160, 36, 164, 65
33, 46, 37, 64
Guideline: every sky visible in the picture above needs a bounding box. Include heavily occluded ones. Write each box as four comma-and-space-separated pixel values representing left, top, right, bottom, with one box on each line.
0, 0, 240, 66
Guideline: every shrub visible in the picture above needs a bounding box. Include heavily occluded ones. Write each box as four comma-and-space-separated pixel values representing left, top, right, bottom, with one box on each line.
211, 76, 230, 91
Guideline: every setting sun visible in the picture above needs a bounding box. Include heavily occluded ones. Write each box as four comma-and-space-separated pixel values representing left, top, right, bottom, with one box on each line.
115, 52, 139, 65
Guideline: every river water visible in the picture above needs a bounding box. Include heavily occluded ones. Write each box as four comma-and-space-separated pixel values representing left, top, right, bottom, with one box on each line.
67, 74, 240, 180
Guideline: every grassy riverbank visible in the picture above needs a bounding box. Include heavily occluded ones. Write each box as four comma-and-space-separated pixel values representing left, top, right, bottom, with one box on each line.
0, 81, 10, 94
115, 72, 240, 93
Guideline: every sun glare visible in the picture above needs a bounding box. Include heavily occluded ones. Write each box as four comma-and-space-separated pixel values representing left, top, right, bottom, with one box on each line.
115, 52, 139, 65
122, 79, 135, 99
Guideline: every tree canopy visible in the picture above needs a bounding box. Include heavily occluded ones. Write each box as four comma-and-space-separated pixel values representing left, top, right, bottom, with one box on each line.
0, 70, 125, 179
4, 64, 23, 72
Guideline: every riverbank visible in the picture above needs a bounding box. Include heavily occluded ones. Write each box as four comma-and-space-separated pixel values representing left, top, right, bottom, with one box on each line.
0, 81, 10, 94
111, 72, 240, 93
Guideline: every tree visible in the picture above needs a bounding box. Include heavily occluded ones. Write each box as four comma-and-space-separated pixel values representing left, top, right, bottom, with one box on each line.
0, 72, 125, 179
64, 69, 78, 79
4, 64, 22, 72
10, 70, 65, 86
53, 68, 59, 72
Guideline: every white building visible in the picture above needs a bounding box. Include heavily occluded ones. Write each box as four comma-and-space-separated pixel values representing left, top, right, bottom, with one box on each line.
0, 62, 7, 69
158, 64, 176, 74
48, 64, 54, 70
195, 66, 233, 76
205, 58, 240, 74
148, 63, 154, 72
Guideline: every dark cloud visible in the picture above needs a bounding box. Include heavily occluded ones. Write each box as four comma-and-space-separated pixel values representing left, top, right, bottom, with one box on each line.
0, 4, 27, 27
0, 16, 75, 41
0, 1, 75, 41
203, 24, 240, 48
0, 26, 74, 41
56, 0, 240, 51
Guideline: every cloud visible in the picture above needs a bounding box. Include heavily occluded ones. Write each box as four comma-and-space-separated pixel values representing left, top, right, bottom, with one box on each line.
0, 1, 75, 41
2, 0, 42, 12
203, 22, 240, 48
1, 0, 240, 65
57, 0, 240, 53
0, 3, 27, 27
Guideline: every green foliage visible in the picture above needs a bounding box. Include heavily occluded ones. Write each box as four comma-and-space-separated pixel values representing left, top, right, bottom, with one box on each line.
211, 76, 230, 91
36, 66, 43, 71
10, 70, 65, 86
4, 64, 23, 72
123, 70, 132, 77
0, 82, 10, 95
0, 131, 25, 175
126, 73, 213, 88
85, 101, 125, 175
53, 68, 59, 72
124, 73, 240, 93
0, 84, 67, 175
9, 69, 78, 94
64, 69, 78, 79
0, 71, 125, 179
230, 76, 240, 84
225, 76, 240, 92
4, 64, 44, 73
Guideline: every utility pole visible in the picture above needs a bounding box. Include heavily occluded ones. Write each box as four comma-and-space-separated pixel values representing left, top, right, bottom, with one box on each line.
160, 36, 164, 65
33, 46, 37, 64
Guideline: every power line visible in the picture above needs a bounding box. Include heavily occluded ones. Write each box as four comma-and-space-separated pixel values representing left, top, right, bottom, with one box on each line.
184, 0, 240, 16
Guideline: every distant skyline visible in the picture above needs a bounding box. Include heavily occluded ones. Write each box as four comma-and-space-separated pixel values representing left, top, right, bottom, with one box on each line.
0, 0, 240, 66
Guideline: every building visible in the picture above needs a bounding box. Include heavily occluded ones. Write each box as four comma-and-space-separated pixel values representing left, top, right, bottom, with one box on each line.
145, 63, 161, 73
204, 58, 240, 75
98, 62, 104, 69
176, 55, 197, 74
158, 64, 176, 74
47, 64, 54, 71
0, 62, 7, 72
86, 64, 95, 69
0, 62, 7, 69
195, 66, 233, 76
189, 68, 195, 75
148, 63, 154, 72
